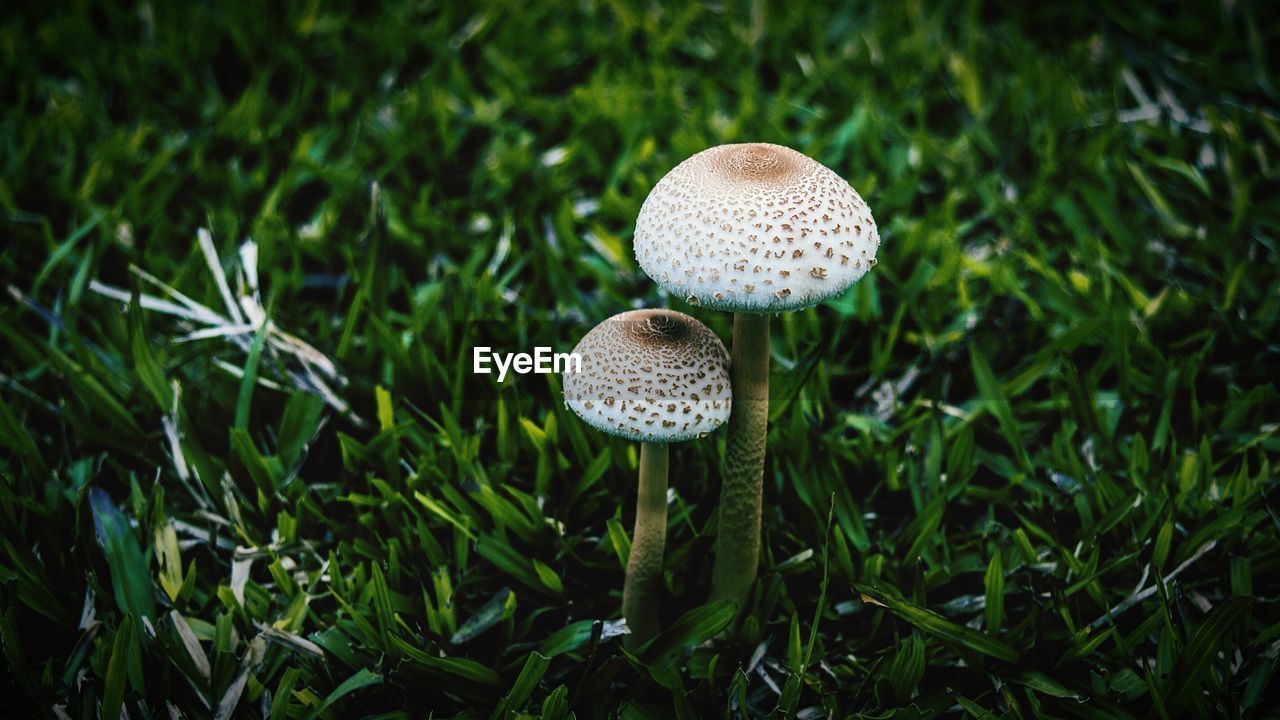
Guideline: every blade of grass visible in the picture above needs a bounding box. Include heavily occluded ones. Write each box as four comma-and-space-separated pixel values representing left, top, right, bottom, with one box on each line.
969, 346, 1031, 477
90, 488, 156, 622
234, 318, 271, 430
490, 651, 551, 719
1163, 597, 1253, 710
638, 599, 736, 667
102, 615, 135, 720
985, 551, 1004, 633
854, 583, 1019, 662
302, 668, 383, 720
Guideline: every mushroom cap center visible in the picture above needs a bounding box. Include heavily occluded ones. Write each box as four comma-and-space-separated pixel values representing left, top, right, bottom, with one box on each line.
716, 143, 803, 182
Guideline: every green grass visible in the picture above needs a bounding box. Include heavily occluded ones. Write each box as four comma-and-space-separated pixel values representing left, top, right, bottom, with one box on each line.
3, 1, 1280, 717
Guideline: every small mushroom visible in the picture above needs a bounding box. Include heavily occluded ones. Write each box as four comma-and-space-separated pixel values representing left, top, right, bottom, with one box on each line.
563, 309, 732, 645
633, 143, 879, 610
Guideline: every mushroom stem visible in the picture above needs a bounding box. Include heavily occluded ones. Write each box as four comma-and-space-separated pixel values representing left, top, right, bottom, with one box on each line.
623, 441, 669, 646
711, 312, 770, 610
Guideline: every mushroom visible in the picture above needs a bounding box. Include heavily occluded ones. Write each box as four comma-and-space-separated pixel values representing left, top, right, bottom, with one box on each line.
562, 309, 732, 645
632, 143, 879, 609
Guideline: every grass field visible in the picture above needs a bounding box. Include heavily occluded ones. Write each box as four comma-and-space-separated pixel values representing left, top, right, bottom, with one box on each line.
3, 1, 1280, 717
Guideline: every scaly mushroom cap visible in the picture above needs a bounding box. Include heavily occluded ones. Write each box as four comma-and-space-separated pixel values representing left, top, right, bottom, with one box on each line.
563, 309, 732, 443
634, 142, 880, 313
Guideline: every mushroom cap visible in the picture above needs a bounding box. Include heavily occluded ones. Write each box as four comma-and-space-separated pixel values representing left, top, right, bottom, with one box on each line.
563, 309, 731, 443
634, 142, 880, 313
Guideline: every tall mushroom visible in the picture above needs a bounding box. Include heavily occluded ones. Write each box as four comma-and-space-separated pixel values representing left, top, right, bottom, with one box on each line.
563, 308, 732, 645
633, 143, 880, 610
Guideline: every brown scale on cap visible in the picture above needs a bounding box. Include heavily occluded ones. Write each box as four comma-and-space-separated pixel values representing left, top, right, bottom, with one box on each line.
563, 309, 732, 443
634, 143, 880, 313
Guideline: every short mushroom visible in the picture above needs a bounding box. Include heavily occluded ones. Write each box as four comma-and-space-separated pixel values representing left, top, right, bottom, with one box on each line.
633, 142, 879, 610
563, 309, 732, 645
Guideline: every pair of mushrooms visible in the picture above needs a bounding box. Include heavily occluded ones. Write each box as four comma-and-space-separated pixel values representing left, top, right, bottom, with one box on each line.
563, 143, 880, 644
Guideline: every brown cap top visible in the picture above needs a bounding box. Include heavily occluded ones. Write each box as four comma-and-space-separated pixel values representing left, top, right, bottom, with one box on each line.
634, 142, 880, 313
562, 309, 731, 442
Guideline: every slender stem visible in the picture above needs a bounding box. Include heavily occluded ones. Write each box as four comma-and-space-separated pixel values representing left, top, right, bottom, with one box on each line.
623, 441, 669, 646
710, 312, 770, 610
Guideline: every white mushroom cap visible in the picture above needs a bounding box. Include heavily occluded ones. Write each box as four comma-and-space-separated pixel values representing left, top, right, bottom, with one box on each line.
563, 309, 732, 443
634, 142, 880, 313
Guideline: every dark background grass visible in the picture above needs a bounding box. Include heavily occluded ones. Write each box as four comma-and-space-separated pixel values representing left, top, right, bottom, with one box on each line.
2, 0, 1279, 717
